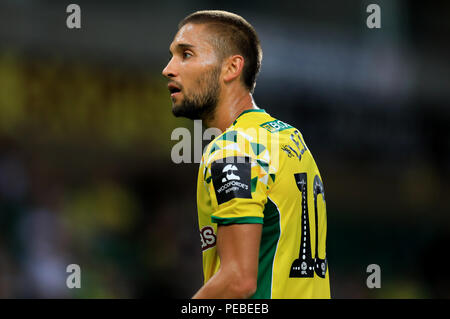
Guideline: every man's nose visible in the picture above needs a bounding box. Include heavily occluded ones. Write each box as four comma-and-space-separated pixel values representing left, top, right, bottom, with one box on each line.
162, 58, 177, 79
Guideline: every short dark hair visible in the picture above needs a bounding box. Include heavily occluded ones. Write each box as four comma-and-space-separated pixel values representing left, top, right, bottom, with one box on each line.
178, 10, 263, 93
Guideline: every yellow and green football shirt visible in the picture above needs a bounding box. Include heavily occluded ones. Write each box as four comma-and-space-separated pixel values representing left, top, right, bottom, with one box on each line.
197, 109, 330, 298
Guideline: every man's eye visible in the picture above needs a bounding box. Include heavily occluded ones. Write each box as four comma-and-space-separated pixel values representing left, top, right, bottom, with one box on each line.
183, 52, 192, 59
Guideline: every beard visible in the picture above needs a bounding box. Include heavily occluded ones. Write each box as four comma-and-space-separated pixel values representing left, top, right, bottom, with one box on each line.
171, 66, 221, 121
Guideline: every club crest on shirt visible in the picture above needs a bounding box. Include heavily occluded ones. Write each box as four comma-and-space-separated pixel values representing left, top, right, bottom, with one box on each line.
211, 157, 252, 205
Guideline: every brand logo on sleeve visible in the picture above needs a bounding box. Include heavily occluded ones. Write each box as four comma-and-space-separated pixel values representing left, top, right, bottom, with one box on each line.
211, 157, 251, 205
221, 164, 241, 182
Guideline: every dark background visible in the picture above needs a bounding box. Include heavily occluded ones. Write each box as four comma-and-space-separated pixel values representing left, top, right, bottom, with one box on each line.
0, 0, 449, 298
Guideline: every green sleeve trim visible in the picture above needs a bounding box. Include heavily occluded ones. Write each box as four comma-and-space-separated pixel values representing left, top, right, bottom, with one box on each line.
211, 216, 264, 225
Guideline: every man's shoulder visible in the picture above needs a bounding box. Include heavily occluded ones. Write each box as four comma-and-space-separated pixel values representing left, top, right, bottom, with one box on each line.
202, 110, 293, 169
234, 110, 296, 134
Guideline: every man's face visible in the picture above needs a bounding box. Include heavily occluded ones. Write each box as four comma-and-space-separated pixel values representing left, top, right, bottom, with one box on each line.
162, 23, 222, 120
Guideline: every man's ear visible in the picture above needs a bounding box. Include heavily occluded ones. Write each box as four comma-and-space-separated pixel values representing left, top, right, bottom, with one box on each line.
222, 55, 245, 83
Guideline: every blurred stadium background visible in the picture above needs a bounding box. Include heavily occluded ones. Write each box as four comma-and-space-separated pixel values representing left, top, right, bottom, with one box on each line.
0, 0, 449, 298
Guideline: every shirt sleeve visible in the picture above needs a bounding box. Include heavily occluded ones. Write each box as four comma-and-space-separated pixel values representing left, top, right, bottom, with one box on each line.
202, 129, 276, 225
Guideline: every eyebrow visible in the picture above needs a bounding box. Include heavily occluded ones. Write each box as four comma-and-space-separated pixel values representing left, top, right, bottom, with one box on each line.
169, 43, 195, 55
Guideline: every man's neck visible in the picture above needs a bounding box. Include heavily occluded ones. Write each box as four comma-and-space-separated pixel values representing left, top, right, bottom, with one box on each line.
203, 89, 258, 132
